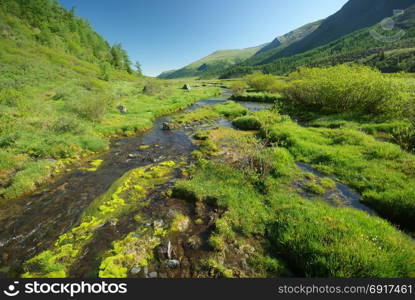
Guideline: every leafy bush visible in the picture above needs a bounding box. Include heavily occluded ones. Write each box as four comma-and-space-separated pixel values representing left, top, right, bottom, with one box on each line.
230, 80, 247, 94
281, 65, 407, 118
244, 71, 280, 92
66, 95, 113, 122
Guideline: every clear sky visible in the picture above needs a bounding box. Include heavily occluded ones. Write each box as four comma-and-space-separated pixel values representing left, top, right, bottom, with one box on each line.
59, 0, 349, 76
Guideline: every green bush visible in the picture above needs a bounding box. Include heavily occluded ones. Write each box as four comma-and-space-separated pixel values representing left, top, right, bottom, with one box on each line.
245, 71, 280, 92
281, 65, 407, 118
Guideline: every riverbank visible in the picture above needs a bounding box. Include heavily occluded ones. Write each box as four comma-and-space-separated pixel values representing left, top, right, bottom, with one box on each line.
0, 80, 219, 202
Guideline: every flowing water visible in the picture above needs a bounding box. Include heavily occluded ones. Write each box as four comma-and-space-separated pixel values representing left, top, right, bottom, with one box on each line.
0, 91, 272, 277
0, 89, 375, 277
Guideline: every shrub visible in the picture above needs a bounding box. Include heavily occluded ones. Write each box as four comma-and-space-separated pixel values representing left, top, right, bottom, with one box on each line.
281, 65, 406, 118
230, 80, 247, 94
244, 71, 280, 92
66, 94, 112, 122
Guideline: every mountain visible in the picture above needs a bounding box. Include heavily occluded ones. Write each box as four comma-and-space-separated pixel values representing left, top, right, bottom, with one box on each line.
246, 19, 324, 66
158, 19, 324, 79
260, 0, 415, 64
220, 3, 415, 78
255, 19, 324, 55
158, 45, 265, 79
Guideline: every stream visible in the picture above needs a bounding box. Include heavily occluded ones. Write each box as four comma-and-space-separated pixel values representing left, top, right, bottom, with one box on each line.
0, 90, 374, 277
0, 91, 272, 277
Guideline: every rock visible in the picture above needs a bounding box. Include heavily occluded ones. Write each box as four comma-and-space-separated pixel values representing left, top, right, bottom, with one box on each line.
162, 122, 179, 130
130, 267, 141, 275
166, 259, 180, 269
149, 271, 158, 278
117, 105, 127, 114
182, 84, 191, 91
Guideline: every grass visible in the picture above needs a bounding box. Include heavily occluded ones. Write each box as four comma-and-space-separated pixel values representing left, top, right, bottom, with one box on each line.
170, 101, 248, 126
172, 126, 415, 277
263, 118, 415, 231
230, 92, 280, 103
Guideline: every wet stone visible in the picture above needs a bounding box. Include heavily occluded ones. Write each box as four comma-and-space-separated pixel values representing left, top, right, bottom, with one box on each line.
130, 267, 141, 275
149, 271, 158, 278
166, 259, 180, 269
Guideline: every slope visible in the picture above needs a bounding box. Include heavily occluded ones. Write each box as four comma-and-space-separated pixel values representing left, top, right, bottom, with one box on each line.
158, 45, 265, 79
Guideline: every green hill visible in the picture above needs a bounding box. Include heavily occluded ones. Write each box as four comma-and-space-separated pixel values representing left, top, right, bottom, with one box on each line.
0, 0, 217, 201
157, 45, 265, 79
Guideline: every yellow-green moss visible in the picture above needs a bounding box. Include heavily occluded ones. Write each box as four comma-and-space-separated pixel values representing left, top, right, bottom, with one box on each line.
22, 160, 178, 278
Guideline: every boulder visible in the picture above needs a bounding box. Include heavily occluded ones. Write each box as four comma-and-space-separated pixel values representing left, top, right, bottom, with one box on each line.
182, 84, 191, 91
166, 259, 180, 269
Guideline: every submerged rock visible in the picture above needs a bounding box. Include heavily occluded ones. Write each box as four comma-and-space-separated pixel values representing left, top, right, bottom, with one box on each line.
166, 259, 180, 269
162, 122, 179, 130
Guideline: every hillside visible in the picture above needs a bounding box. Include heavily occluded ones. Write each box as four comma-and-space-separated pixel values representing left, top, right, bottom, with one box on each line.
157, 45, 265, 79
220, 3, 415, 78
0, 0, 217, 202
267, 0, 415, 61
254, 19, 323, 56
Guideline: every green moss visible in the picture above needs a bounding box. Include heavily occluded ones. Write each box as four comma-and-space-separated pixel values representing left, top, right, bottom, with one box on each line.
22, 160, 177, 278
82, 159, 103, 172
98, 229, 161, 278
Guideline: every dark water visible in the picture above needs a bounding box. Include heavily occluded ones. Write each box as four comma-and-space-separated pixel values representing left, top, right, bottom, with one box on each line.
0, 91, 272, 277
296, 162, 377, 216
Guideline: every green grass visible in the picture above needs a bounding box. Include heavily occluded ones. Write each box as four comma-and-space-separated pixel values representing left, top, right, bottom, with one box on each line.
230, 92, 280, 103
265, 118, 415, 231
170, 101, 248, 125
173, 126, 415, 277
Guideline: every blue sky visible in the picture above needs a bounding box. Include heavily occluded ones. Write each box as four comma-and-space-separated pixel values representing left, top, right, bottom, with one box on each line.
60, 0, 349, 76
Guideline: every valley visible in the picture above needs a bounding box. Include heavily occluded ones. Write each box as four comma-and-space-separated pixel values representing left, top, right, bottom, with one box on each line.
0, 0, 415, 279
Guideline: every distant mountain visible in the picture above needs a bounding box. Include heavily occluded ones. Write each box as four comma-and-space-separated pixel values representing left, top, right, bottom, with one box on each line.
262, 0, 415, 63
256, 19, 323, 55
158, 45, 265, 79
220, 3, 415, 78
247, 19, 324, 65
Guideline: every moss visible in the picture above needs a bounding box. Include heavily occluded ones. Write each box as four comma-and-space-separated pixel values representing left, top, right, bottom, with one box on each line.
82, 159, 103, 172
98, 228, 161, 278
170, 213, 191, 233
22, 160, 178, 278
